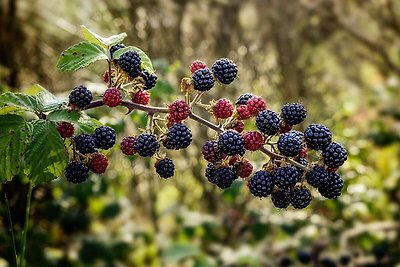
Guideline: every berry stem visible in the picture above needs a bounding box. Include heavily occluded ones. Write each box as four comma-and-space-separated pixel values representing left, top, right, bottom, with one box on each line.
4, 193, 17, 267
18, 181, 33, 267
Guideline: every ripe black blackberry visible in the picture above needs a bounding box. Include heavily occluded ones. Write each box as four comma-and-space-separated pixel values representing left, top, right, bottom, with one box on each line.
110, 43, 125, 59
134, 133, 160, 157
235, 93, 254, 106
213, 166, 237, 189
339, 254, 351, 266
212, 58, 238, 84
281, 103, 307, 126
248, 170, 275, 197
192, 68, 215, 91
271, 189, 290, 209
290, 186, 312, 209
164, 123, 192, 150
274, 166, 302, 189
297, 250, 312, 264
205, 163, 217, 184
202, 140, 225, 163
69, 85, 93, 109
65, 161, 89, 184
217, 130, 245, 156
305, 165, 329, 188
119, 50, 142, 78
305, 123, 332, 150
74, 133, 96, 154
277, 131, 303, 157
322, 142, 347, 168
318, 172, 344, 199
295, 157, 308, 175
140, 71, 158, 90
92, 126, 116, 150
155, 158, 175, 178
320, 257, 337, 267
256, 109, 280, 136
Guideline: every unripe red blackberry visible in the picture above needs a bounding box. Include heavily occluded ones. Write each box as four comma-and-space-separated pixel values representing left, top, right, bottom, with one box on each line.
166, 114, 181, 128
69, 85, 93, 109
271, 189, 290, 209
290, 186, 312, 209
322, 142, 347, 168
243, 131, 264, 151
155, 158, 175, 178
247, 96, 266, 116
120, 136, 136, 155
248, 170, 275, 197
218, 130, 245, 156
57, 122, 74, 138
192, 68, 215, 91
65, 161, 89, 184
103, 88, 122, 107
190, 60, 207, 73
212, 58, 238, 84
132, 90, 150, 105
281, 103, 307, 126
279, 121, 293, 134
134, 133, 160, 157
212, 98, 234, 119
88, 152, 109, 174
236, 105, 251, 120
202, 140, 225, 163
227, 120, 245, 133
234, 159, 253, 178
168, 99, 190, 121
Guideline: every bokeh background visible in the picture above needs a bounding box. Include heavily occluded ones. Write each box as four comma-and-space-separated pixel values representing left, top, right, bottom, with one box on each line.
1, 0, 400, 266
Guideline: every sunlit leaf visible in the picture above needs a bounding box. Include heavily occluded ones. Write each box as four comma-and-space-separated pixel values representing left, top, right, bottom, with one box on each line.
81, 25, 127, 48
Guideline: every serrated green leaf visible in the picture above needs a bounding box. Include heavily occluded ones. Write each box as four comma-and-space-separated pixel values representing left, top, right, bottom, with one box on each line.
36, 86, 67, 112
47, 109, 81, 122
57, 42, 108, 72
25, 120, 68, 184
162, 244, 200, 262
75, 114, 102, 134
81, 25, 127, 48
0, 92, 43, 112
0, 106, 26, 115
112, 46, 154, 73
0, 115, 30, 182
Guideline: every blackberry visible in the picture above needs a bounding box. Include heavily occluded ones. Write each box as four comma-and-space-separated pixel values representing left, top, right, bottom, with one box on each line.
318, 172, 344, 199
103, 88, 122, 107
74, 133, 96, 154
202, 141, 225, 163
295, 157, 308, 175
192, 68, 215, 91
213, 166, 238, 189
227, 120, 245, 133
281, 103, 307, 126
57, 122, 74, 138
217, 130, 245, 156
190, 60, 207, 73
248, 170, 275, 197
205, 163, 217, 184
234, 160, 253, 178
274, 166, 302, 189
69, 85, 93, 109
247, 96, 266, 116
119, 51, 141, 78
305, 165, 329, 188
279, 256, 292, 267
110, 43, 125, 59
120, 136, 136, 155
65, 161, 89, 184
320, 257, 337, 267
212, 58, 238, 84
140, 71, 157, 90
290, 186, 312, 209
297, 250, 312, 264
92, 126, 116, 150
235, 93, 254, 106
164, 123, 192, 150
134, 133, 160, 157
212, 98, 234, 119
88, 152, 109, 174
339, 254, 351, 266
256, 109, 280, 135
155, 158, 175, 178
132, 89, 150, 105
271, 189, 290, 209
277, 131, 303, 157
305, 124, 332, 150
236, 105, 251, 120
168, 99, 190, 121
243, 131, 264, 151
322, 142, 347, 168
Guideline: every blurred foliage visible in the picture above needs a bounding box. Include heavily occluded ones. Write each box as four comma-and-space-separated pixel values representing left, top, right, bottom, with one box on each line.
1, 0, 400, 266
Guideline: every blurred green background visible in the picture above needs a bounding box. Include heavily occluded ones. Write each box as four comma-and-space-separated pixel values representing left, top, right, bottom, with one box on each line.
1, 0, 400, 266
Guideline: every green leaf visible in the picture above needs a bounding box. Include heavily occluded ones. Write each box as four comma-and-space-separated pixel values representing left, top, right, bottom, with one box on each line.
75, 114, 102, 134
112, 46, 154, 73
0, 115, 30, 182
162, 244, 200, 262
0, 92, 43, 112
25, 120, 68, 184
35, 85, 67, 112
81, 25, 127, 48
57, 42, 108, 72
47, 109, 80, 122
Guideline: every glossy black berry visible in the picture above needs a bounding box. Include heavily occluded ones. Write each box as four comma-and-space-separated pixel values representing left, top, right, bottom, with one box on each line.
322, 142, 347, 168
274, 166, 302, 189
140, 71, 157, 90
192, 68, 215, 91
164, 123, 192, 150
281, 103, 307, 126
305, 124, 332, 150
320, 257, 337, 267
65, 161, 89, 184
205, 163, 217, 184
202, 140, 225, 163
290, 186, 312, 209
92, 126, 116, 150
235, 93, 254, 106
110, 43, 125, 59
248, 170, 275, 197
213, 166, 238, 189
74, 133, 96, 154
212, 58, 238, 84
256, 109, 280, 135
306, 165, 330, 188
277, 131, 303, 157
297, 250, 312, 264
69, 85, 93, 109
155, 158, 175, 178
218, 130, 245, 156
295, 157, 308, 175
271, 189, 290, 209
279, 256, 292, 267
318, 172, 344, 199
119, 50, 141, 78
134, 133, 160, 157
339, 254, 351, 266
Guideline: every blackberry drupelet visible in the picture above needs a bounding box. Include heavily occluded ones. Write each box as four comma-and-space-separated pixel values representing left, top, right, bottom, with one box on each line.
248, 170, 275, 197
140, 71, 157, 90
155, 158, 175, 178
256, 109, 280, 135
92, 126, 116, 150
305, 165, 330, 188
217, 129, 245, 156
322, 142, 347, 168
281, 103, 307, 126
277, 131, 303, 157
235, 93, 254, 106
274, 166, 302, 189
192, 68, 215, 91
304, 123, 332, 150
134, 133, 160, 157
65, 161, 89, 184
119, 51, 142, 78
74, 133, 96, 154
318, 172, 344, 199
69, 85, 93, 109
164, 123, 192, 150
212, 58, 238, 84
290, 186, 312, 209
271, 189, 290, 209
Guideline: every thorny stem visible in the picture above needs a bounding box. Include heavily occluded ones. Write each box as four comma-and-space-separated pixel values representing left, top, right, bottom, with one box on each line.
83, 100, 308, 171
18, 182, 33, 267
